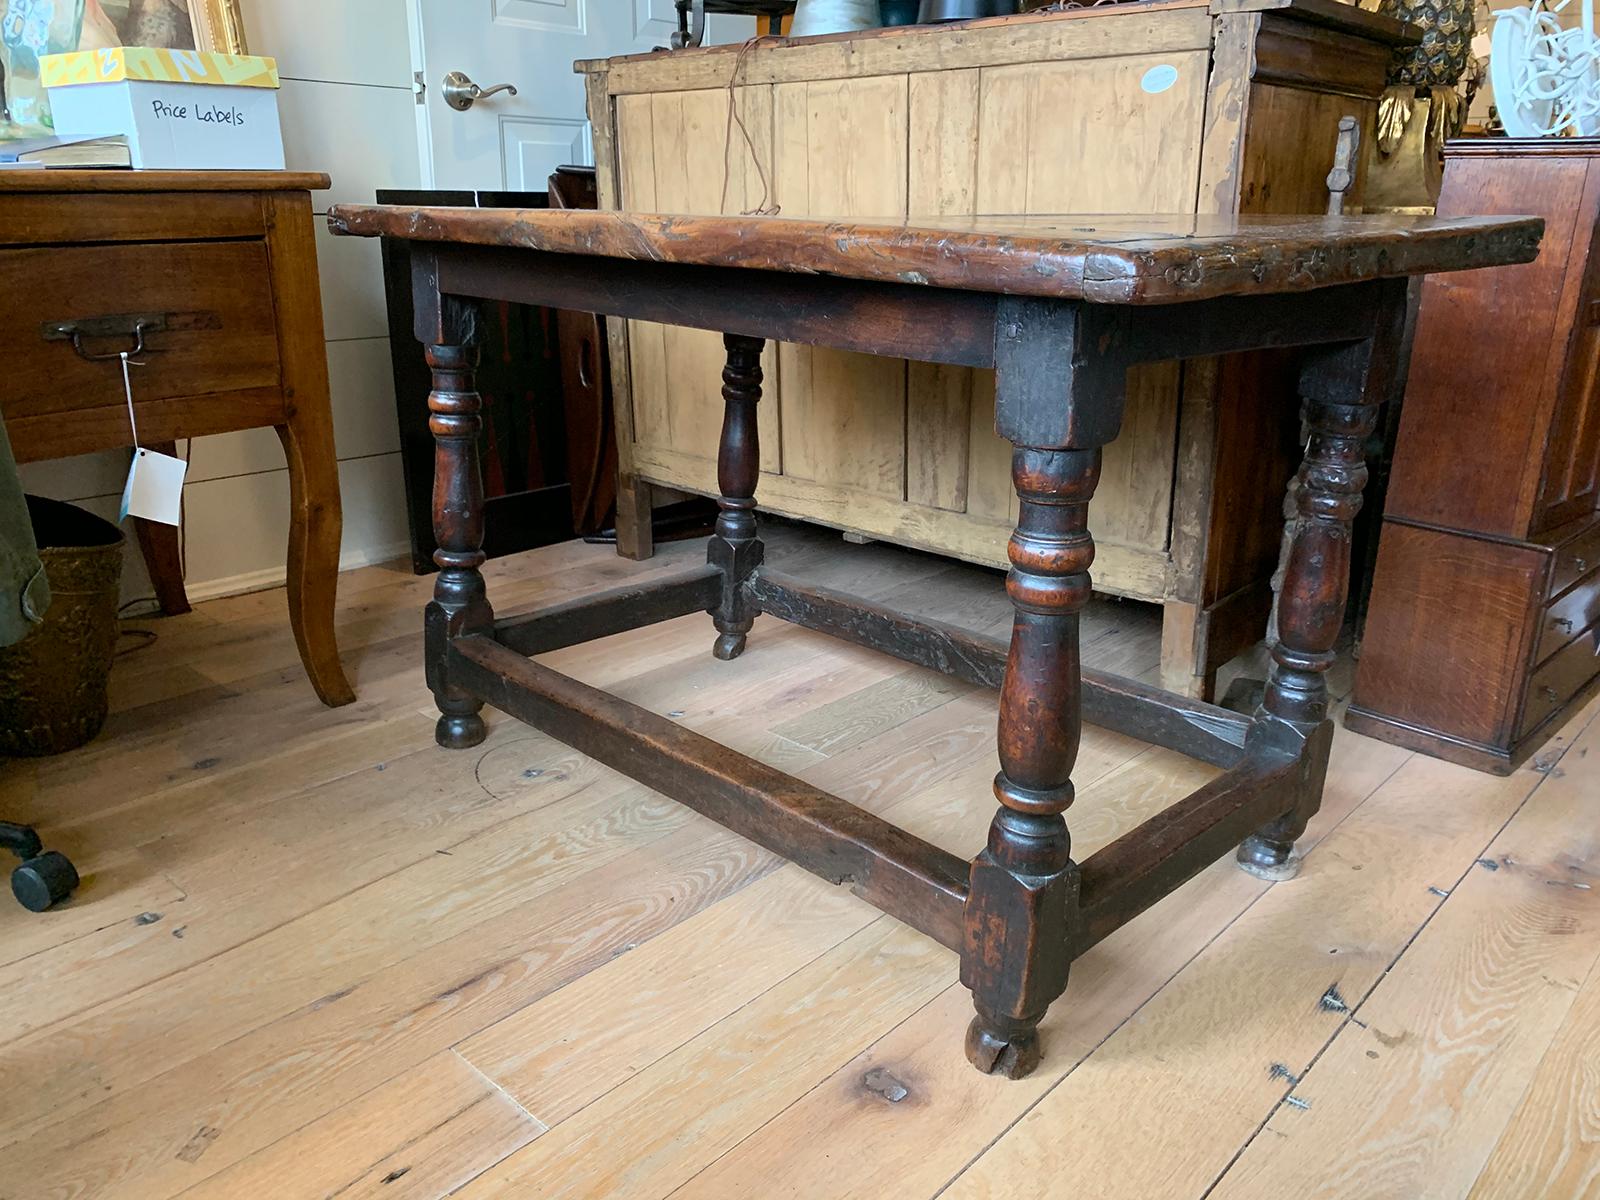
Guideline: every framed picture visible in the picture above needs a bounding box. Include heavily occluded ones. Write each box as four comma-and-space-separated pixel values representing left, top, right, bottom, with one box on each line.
0, 0, 248, 136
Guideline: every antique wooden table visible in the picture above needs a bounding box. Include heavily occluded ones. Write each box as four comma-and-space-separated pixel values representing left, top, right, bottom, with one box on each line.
328, 205, 1540, 1078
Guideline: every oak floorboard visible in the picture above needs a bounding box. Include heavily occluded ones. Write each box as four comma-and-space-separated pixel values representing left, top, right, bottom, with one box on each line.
170, 1051, 541, 1200
3, 529, 1591, 1200
1208, 708, 1600, 1200
0, 623, 891, 1125
1467, 949, 1600, 1200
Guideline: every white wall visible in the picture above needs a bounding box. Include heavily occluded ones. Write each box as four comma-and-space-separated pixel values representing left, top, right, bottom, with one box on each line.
18, 0, 420, 608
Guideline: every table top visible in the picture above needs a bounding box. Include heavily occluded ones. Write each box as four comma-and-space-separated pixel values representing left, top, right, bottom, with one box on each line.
0, 169, 331, 193
327, 206, 1542, 304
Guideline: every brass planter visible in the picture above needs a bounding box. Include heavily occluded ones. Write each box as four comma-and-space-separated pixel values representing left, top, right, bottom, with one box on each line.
0, 497, 124, 757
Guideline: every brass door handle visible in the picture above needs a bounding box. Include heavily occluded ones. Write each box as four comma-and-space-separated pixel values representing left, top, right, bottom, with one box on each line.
443, 71, 518, 111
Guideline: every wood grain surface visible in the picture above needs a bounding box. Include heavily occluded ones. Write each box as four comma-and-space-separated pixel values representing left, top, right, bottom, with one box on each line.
327, 206, 1542, 305
0, 169, 330, 193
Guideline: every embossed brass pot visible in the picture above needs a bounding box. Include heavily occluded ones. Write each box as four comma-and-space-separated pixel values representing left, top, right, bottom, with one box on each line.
0, 497, 124, 757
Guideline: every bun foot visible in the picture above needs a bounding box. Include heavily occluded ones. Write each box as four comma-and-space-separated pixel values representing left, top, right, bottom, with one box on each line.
965, 1016, 1042, 1079
436, 711, 487, 750
712, 632, 747, 661
1237, 834, 1302, 881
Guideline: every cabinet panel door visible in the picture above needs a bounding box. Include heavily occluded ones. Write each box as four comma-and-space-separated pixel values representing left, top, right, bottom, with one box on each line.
906, 69, 982, 514
974, 52, 1208, 213
1535, 163, 1600, 532
964, 52, 1207, 553
772, 75, 911, 498
618, 87, 781, 476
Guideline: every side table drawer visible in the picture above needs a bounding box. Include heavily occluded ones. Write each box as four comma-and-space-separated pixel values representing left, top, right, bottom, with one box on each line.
0, 240, 281, 419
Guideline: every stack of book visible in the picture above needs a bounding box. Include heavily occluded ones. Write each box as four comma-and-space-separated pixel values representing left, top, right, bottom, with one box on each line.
0, 134, 130, 170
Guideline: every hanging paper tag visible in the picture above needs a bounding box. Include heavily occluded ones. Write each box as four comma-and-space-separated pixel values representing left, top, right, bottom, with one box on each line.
115, 347, 187, 526
120, 446, 187, 526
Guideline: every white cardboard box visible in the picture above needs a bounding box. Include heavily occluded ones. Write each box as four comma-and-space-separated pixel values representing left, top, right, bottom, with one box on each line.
41, 48, 285, 171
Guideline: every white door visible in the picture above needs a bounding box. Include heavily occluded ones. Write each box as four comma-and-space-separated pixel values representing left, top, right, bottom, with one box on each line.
410, 0, 755, 191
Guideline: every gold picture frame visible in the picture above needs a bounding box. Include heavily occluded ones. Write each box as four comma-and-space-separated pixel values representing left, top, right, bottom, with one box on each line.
1, 0, 252, 136
189, 0, 247, 54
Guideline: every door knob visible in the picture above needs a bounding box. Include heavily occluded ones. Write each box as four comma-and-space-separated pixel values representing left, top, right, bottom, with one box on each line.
442, 70, 518, 111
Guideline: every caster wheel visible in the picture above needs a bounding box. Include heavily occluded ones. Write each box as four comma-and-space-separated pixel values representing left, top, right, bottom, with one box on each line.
12, 850, 79, 912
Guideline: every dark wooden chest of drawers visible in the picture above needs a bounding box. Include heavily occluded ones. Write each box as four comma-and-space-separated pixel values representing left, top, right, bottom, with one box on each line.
1349, 139, 1600, 772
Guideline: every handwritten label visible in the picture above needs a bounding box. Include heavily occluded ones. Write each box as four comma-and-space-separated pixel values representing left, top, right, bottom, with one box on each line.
1140, 64, 1179, 95
151, 99, 246, 127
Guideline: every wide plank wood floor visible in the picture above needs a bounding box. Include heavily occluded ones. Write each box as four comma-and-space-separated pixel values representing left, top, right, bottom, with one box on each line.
1, 523, 1596, 1199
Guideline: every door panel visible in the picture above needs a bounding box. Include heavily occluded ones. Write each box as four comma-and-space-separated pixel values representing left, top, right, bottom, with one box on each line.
417, 0, 754, 190
773, 75, 911, 499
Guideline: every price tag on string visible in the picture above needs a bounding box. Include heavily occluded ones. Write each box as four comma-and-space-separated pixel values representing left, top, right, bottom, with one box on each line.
117, 350, 186, 526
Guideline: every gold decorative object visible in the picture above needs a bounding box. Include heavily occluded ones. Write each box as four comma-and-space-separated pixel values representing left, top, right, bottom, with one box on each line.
1358, 0, 1477, 210
189, 0, 247, 54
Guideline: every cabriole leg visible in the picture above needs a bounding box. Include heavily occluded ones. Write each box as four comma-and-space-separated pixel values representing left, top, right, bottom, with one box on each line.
423, 300, 493, 750
962, 447, 1097, 1079
709, 333, 766, 661
1238, 325, 1393, 879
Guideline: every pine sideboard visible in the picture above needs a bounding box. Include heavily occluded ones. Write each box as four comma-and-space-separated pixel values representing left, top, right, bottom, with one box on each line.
578, 0, 1412, 697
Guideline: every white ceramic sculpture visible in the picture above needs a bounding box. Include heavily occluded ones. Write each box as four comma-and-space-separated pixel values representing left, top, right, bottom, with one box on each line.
1492, 0, 1600, 135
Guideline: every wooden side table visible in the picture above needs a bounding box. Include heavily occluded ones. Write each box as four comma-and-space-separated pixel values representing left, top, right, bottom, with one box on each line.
0, 170, 354, 708
331, 204, 1538, 1076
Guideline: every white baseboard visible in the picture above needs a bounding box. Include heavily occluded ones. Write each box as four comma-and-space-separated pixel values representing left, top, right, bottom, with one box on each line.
181, 539, 413, 605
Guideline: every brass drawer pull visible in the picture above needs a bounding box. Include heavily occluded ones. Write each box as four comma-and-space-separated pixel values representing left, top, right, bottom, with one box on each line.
42, 312, 168, 361
41, 311, 221, 362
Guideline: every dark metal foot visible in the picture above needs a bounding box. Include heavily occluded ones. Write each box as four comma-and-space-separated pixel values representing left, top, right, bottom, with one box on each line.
712, 632, 747, 661
1236, 834, 1302, 881
12, 850, 79, 912
965, 1013, 1043, 1079
435, 711, 487, 749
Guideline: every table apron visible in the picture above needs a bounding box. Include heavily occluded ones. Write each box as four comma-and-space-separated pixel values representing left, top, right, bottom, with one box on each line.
424, 244, 1390, 373
429, 244, 1001, 368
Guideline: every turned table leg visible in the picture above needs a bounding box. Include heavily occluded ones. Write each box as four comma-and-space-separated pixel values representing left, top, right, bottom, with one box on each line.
961, 446, 1097, 1078
1238, 300, 1402, 879
422, 297, 494, 750
708, 333, 766, 661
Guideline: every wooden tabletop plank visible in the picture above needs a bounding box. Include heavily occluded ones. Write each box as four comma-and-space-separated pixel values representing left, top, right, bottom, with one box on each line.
326, 206, 1541, 304
0, 169, 331, 193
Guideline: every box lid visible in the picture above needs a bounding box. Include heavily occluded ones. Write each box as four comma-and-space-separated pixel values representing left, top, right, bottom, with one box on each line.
39, 47, 280, 90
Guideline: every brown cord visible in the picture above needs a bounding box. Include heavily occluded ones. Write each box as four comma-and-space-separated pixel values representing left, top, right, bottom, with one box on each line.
721, 36, 781, 217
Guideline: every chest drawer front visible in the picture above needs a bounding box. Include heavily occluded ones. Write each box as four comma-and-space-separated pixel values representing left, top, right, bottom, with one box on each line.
1537, 564, 1600, 664
1520, 619, 1600, 737
0, 241, 281, 419
1549, 521, 1600, 596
